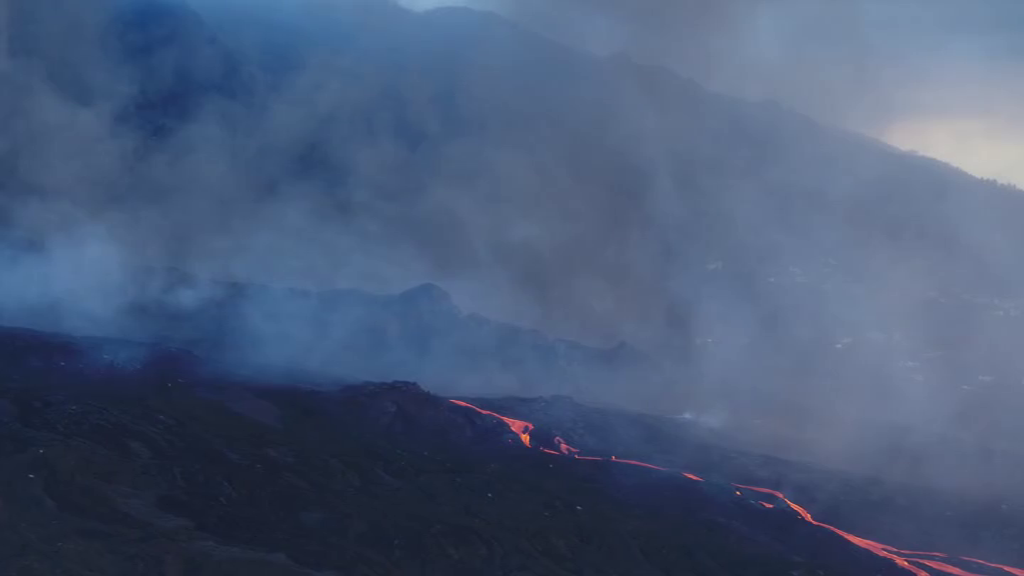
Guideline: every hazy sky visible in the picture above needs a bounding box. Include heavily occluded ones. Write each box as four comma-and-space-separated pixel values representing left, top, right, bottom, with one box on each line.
400, 0, 1024, 186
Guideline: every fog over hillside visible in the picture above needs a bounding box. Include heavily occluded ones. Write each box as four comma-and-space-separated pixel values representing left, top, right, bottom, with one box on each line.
2, 0, 1024, 497
404, 0, 1024, 186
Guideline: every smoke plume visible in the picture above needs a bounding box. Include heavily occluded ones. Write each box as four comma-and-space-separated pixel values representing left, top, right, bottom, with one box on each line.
2, 0, 1024, 498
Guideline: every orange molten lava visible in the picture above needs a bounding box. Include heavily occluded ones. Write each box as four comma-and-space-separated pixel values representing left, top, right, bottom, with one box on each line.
733, 485, 987, 576
448, 399, 1021, 576
554, 436, 580, 456
611, 458, 666, 470
963, 558, 1024, 576
450, 399, 534, 447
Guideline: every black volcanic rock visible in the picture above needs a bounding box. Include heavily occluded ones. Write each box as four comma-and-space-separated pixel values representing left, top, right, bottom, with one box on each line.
0, 327, 941, 576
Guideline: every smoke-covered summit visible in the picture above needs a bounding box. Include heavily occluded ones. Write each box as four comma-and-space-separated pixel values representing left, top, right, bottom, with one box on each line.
2, 0, 1024, 496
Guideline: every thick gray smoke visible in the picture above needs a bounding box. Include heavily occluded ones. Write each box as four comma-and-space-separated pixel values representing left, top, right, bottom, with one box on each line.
2, 0, 1024, 499
412, 0, 1024, 186
0, 0, 668, 403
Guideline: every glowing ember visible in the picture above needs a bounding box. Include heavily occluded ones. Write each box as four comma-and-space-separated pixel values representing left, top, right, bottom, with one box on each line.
448, 399, 1022, 576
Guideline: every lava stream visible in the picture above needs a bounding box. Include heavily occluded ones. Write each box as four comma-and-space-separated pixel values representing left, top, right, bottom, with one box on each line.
962, 558, 1024, 576
610, 457, 666, 471
449, 399, 1022, 576
449, 399, 534, 447
554, 436, 579, 456
733, 484, 980, 576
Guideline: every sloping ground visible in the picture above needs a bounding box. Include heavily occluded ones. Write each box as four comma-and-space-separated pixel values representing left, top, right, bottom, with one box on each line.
0, 326, 1003, 576
465, 396, 1024, 573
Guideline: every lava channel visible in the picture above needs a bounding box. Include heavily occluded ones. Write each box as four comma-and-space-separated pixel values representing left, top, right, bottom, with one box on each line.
449, 399, 1023, 576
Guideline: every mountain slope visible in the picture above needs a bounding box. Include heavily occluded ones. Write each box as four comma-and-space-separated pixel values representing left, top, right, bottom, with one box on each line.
0, 267, 658, 403
3, 0, 1024, 492
4, 326, 1019, 576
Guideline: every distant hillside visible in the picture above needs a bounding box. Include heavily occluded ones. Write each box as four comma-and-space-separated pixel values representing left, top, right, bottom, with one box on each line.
4, 0, 1024, 480
2, 326, 1019, 575
0, 267, 660, 407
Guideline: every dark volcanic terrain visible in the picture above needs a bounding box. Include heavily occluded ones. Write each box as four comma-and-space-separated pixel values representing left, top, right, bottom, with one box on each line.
4, 2, 1024, 575
0, 326, 1021, 576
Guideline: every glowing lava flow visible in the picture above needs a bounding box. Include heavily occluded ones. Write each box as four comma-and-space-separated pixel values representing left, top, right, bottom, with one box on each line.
732, 484, 981, 576
449, 399, 1022, 576
962, 559, 1024, 576
449, 399, 534, 447
554, 436, 579, 456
